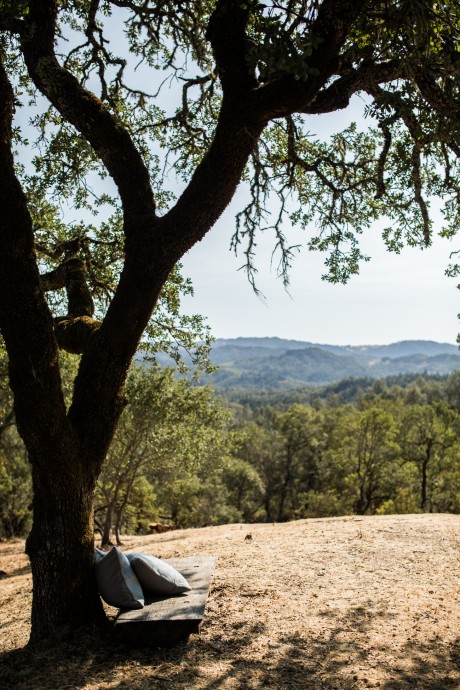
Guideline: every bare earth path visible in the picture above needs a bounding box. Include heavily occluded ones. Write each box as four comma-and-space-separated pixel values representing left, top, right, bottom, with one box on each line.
1, 514, 460, 690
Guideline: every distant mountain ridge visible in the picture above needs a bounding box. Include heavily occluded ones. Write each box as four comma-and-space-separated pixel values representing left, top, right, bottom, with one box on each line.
212, 337, 459, 358
204, 338, 460, 389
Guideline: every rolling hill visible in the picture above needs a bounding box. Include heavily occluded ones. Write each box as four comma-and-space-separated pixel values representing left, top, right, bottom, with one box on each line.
202, 338, 460, 389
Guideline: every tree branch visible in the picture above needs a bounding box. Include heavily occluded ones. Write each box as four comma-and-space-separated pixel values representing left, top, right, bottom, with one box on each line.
41, 257, 95, 317
253, 0, 369, 119
411, 65, 460, 119
305, 59, 404, 115
375, 118, 395, 199
411, 140, 430, 246
54, 316, 101, 354
368, 84, 432, 244
206, 0, 258, 94
0, 56, 71, 461
0, 16, 25, 33
21, 0, 156, 225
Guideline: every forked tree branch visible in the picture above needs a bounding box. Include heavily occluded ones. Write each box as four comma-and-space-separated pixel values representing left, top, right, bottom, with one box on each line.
305, 59, 404, 114
411, 65, 460, 119
206, 0, 258, 94
0, 56, 71, 459
21, 0, 156, 225
252, 0, 369, 119
41, 258, 95, 317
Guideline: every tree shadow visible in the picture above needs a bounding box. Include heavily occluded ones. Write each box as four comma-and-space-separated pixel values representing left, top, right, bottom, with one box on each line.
191, 605, 460, 690
0, 542, 25, 556
0, 605, 458, 690
380, 636, 460, 690
3, 564, 31, 578
0, 627, 187, 690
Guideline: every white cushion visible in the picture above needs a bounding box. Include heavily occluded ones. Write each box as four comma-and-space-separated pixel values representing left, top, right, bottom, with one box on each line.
95, 547, 144, 609
94, 547, 107, 563
126, 553, 191, 595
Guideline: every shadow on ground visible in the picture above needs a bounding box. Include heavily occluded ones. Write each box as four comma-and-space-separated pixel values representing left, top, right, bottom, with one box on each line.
1, 605, 459, 690
4, 564, 31, 578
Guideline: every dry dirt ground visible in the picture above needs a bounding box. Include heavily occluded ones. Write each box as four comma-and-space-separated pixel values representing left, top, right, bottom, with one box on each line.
1, 514, 460, 690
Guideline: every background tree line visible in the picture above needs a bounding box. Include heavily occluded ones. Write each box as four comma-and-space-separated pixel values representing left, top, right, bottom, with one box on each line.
3, 361, 460, 540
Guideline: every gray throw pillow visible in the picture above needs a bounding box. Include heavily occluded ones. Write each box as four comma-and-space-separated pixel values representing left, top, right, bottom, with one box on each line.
126, 553, 191, 595
95, 546, 144, 609
94, 547, 107, 563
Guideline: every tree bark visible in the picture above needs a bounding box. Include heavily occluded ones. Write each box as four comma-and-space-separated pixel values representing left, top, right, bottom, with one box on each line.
26, 456, 106, 643
0, 57, 106, 643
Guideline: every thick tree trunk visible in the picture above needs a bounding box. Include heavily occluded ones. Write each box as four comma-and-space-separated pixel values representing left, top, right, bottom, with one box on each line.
0, 58, 104, 643
26, 458, 106, 643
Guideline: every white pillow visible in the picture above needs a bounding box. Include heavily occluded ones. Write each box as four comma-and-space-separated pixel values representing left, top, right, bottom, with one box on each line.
126, 553, 191, 595
95, 547, 144, 609
94, 547, 107, 563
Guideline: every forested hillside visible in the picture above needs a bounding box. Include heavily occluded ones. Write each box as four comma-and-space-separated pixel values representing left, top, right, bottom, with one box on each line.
2, 356, 460, 540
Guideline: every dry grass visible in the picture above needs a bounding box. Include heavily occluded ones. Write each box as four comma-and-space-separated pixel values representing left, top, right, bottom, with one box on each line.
1, 514, 460, 690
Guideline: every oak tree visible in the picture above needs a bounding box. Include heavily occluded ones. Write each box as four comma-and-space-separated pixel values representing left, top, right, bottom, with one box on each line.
0, 0, 459, 642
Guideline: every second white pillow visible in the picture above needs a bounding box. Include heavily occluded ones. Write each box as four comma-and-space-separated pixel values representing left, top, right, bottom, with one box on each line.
126, 553, 191, 595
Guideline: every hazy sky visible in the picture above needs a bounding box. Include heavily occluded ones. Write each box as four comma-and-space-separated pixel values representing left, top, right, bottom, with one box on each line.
179, 100, 459, 347
180, 206, 458, 347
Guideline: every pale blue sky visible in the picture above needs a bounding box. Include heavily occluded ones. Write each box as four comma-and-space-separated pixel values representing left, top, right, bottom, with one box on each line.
180, 202, 458, 346
180, 100, 459, 347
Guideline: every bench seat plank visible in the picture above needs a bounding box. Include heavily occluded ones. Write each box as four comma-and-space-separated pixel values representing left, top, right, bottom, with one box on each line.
114, 556, 216, 647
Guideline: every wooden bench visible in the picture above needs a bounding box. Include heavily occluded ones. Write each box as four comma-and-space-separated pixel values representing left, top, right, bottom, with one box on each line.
114, 556, 216, 647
